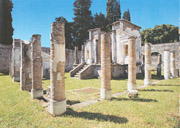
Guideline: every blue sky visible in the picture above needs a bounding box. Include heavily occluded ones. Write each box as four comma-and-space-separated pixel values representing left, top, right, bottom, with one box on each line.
12, 0, 179, 47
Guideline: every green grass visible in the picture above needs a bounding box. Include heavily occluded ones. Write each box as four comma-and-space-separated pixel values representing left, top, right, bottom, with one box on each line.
0, 73, 179, 128
43, 73, 144, 102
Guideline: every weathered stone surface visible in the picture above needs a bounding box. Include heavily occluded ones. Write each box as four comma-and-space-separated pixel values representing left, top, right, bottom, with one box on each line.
49, 21, 66, 116
170, 51, 176, 78
74, 46, 78, 64
31, 35, 43, 99
81, 45, 85, 63
164, 50, 170, 79
127, 37, 137, 91
101, 33, 111, 100
144, 43, 152, 86
20, 40, 32, 91
0, 44, 12, 74
11, 39, 21, 82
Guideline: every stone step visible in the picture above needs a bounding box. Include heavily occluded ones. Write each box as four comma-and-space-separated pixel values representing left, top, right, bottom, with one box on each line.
74, 74, 80, 78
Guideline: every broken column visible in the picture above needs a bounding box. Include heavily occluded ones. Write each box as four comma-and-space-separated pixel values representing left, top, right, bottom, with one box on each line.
74, 46, 78, 64
20, 40, 32, 91
101, 33, 111, 100
50, 21, 66, 116
127, 37, 137, 91
157, 54, 162, 77
144, 43, 152, 86
170, 51, 176, 78
81, 45, 85, 63
164, 50, 170, 79
31, 35, 43, 99
12, 39, 21, 82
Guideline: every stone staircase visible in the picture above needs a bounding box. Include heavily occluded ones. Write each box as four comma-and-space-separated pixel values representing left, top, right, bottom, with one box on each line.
74, 64, 89, 79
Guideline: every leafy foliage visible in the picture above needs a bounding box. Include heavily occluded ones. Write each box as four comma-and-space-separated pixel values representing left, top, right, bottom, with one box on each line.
73, 0, 93, 49
141, 24, 179, 45
0, 0, 14, 45
123, 9, 131, 21
93, 13, 107, 31
106, 0, 121, 31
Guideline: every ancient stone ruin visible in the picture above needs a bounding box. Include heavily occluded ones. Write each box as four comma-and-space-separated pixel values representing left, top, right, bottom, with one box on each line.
49, 21, 66, 116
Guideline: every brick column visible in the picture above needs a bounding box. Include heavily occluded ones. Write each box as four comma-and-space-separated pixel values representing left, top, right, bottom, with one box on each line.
81, 45, 85, 63
31, 35, 43, 99
74, 46, 78, 64
170, 51, 176, 78
164, 50, 170, 79
127, 37, 137, 91
50, 21, 66, 116
101, 33, 111, 100
144, 43, 152, 86
112, 30, 116, 63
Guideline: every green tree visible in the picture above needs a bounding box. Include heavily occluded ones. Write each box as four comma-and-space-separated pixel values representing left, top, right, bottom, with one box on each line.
141, 24, 179, 45
73, 0, 93, 49
0, 0, 13, 45
123, 9, 131, 21
93, 13, 107, 31
106, 0, 121, 31
55, 17, 74, 49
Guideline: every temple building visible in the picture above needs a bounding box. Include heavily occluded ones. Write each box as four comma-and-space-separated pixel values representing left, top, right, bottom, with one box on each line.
84, 19, 141, 65
70, 19, 142, 79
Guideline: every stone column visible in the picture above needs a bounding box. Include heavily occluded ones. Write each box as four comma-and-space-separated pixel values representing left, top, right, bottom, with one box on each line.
94, 40, 98, 64
164, 50, 170, 79
74, 46, 78, 64
170, 51, 176, 78
101, 33, 111, 100
144, 43, 152, 86
112, 30, 116, 63
127, 37, 137, 91
81, 45, 85, 63
31, 35, 43, 99
12, 39, 21, 82
50, 21, 66, 116
157, 54, 162, 77
20, 42, 25, 90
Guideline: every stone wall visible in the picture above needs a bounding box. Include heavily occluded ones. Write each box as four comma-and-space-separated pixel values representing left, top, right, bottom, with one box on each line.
0, 44, 12, 74
42, 47, 82, 72
141, 42, 180, 69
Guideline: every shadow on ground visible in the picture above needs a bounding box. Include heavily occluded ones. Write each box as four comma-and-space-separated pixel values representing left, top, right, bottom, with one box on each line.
136, 73, 164, 80
67, 100, 81, 105
64, 108, 128, 124
111, 97, 158, 102
139, 89, 174, 92
153, 84, 180, 87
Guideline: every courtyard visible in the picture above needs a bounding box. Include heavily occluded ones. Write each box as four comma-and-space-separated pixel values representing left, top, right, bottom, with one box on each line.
0, 73, 179, 128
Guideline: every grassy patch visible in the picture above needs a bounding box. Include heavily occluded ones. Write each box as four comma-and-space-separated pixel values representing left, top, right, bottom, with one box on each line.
0, 74, 179, 128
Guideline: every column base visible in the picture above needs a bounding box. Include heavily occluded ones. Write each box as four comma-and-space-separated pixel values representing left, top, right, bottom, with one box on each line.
128, 90, 138, 98
13, 77, 20, 82
31, 89, 43, 99
144, 79, 152, 86
100, 88, 112, 100
50, 99, 66, 116
127, 83, 137, 91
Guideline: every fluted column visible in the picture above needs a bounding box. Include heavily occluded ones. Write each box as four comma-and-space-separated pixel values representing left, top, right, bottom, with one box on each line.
31, 35, 43, 99
164, 50, 170, 79
127, 37, 137, 91
50, 21, 66, 116
144, 43, 152, 86
101, 33, 111, 100
170, 51, 176, 78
